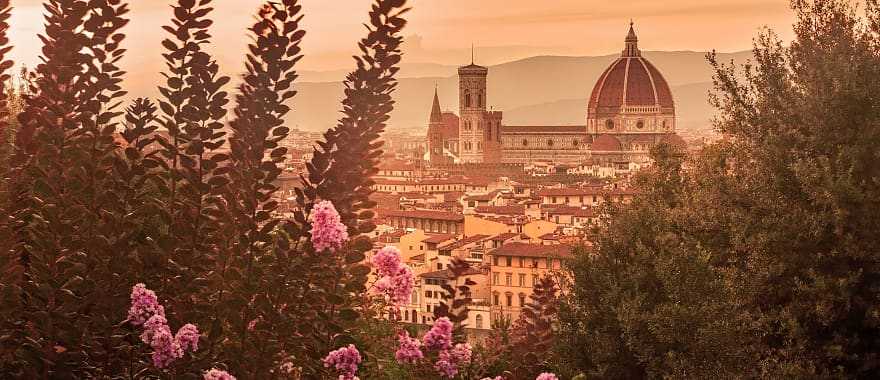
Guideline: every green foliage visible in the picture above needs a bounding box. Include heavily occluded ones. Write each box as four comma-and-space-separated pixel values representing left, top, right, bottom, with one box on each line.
558, 1, 880, 378
0, 0, 409, 378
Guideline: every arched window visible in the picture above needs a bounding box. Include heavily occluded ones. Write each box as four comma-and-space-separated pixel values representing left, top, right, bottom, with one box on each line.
477, 93, 483, 108
475, 314, 484, 329
605, 119, 614, 130
464, 90, 471, 108
522, 139, 528, 147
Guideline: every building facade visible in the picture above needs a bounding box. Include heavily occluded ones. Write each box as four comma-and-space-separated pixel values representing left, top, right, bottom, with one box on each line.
426, 23, 685, 166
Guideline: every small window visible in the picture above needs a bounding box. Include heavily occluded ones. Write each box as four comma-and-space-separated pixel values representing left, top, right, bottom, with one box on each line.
572, 139, 579, 147
636, 120, 645, 129
547, 139, 554, 147
605, 119, 614, 130
522, 139, 528, 147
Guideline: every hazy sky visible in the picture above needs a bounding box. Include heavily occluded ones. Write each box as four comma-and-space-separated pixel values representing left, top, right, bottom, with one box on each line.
7, 0, 795, 72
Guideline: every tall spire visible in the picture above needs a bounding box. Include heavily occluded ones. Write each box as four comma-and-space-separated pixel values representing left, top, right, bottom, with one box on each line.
623, 21, 640, 57
430, 86, 443, 123
471, 43, 474, 64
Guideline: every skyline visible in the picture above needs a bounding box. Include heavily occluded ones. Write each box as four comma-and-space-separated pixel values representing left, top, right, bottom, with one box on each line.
7, 0, 796, 73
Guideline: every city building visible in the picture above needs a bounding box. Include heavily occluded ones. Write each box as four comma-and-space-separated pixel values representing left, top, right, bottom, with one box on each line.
426, 23, 685, 166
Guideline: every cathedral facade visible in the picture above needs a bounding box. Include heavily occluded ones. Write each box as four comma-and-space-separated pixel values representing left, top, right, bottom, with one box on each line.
426, 24, 684, 167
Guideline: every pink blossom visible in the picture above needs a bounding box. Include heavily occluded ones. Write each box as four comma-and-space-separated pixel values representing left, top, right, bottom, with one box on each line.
203, 368, 237, 380
136, 304, 198, 369
423, 317, 454, 351
375, 264, 415, 307
149, 327, 183, 368
310, 200, 349, 252
128, 283, 165, 325
434, 350, 459, 378
394, 331, 424, 364
323, 344, 362, 380
535, 373, 559, 380
372, 246, 402, 276
175, 323, 199, 352
141, 314, 170, 344
450, 342, 472, 365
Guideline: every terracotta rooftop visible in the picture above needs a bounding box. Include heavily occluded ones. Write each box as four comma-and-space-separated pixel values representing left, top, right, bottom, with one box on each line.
419, 267, 484, 280
489, 242, 574, 259
422, 233, 457, 244
536, 187, 637, 197
490, 232, 521, 241
379, 209, 464, 222
438, 234, 491, 251
474, 205, 525, 215
544, 206, 597, 218
464, 191, 500, 202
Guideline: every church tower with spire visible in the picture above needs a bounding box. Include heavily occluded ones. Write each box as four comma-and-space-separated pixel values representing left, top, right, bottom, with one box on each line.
426, 88, 447, 165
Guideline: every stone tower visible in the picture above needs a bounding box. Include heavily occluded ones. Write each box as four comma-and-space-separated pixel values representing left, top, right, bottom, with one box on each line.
457, 52, 501, 164
427, 88, 445, 165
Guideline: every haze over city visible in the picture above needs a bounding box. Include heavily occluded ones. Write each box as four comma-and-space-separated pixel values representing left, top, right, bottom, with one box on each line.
5, 1, 797, 135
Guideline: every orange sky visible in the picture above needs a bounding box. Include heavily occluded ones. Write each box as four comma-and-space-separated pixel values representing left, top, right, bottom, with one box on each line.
7, 0, 795, 72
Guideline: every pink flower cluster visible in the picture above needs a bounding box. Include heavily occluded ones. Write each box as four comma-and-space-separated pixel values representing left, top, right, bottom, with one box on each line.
203, 368, 237, 380
129, 284, 200, 369
535, 373, 559, 380
422, 317, 453, 350
394, 331, 424, 364
310, 200, 348, 252
128, 283, 165, 325
394, 318, 472, 378
323, 344, 362, 380
433, 342, 473, 378
372, 246, 415, 307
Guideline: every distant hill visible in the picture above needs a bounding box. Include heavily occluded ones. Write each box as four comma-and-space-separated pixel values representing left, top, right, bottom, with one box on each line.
288, 50, 752, 134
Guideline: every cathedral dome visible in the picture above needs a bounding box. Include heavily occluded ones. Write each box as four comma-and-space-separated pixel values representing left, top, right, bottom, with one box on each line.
587, 23, 674, 119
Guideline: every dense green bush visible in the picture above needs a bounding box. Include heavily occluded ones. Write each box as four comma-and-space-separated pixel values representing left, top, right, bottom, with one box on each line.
558, 0, 880, 378
0, 0, 408, 377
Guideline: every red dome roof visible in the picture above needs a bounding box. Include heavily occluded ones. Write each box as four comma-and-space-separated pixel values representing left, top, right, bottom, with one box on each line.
587, 24, 674, 119
592, 134, 622, 151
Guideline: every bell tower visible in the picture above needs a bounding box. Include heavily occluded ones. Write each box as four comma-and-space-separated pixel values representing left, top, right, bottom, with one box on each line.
457, 48, 501, 163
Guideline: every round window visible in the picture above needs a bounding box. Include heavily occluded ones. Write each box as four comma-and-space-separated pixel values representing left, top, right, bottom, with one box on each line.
636, 120, 645, 129
605, 119, 614, 130
522, 139, 528, 147
572, 140, 579, 147
547, 139, 554, 147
